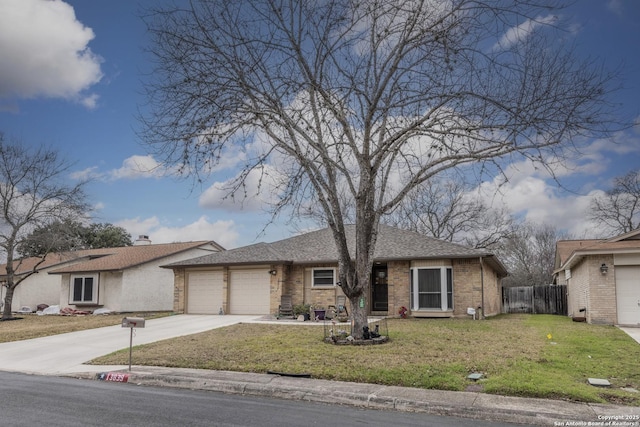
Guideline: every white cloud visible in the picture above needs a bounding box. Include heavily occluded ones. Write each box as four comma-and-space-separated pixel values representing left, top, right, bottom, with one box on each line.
0, 0, 103, 107
72, 155, 173, 182
115, 215, 239, 248
108, 155, 169, 180
475, 159, 602, 237
70, 166, 101, 181
199, 165, 285, 212
493, 15, 558, 51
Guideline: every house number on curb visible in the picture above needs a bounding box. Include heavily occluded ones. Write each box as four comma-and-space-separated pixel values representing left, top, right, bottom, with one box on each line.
122, 317, 146, 371
97, 372, 130, 383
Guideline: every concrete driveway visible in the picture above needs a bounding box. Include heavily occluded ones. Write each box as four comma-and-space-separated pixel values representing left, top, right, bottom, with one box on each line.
0, 315, 258, 375
619, 326, 640, 344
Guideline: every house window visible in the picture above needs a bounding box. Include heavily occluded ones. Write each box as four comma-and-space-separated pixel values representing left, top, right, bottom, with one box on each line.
312, 268, 336, 287
410, 267, 453, 311
70, 275, 98, 304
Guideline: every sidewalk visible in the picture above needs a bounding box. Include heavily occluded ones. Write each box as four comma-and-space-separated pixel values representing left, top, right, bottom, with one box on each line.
70, 366, 640, 426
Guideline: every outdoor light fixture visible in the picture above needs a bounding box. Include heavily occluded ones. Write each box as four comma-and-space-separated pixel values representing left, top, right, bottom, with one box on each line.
268, 269, 277, 275
600, 263, 608, 274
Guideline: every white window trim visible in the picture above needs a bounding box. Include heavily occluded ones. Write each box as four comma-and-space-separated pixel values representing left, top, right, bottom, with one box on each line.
69, 274, 99, 305
311, 267, 337, 287
410, 267, 453, 311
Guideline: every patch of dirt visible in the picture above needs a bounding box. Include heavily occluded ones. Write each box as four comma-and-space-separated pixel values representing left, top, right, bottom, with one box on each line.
324, 335, 390, 345
465, 383, 485, 392
599, 393, 640, 405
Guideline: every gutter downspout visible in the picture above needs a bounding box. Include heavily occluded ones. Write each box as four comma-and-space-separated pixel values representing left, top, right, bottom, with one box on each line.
480, 256, 485, 319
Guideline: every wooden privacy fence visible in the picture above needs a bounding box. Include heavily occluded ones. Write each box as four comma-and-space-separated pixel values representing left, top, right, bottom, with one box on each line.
502, 284, 567, 315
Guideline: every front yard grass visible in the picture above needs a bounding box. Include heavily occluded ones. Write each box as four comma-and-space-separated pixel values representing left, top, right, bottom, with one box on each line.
91, 314, 640, 405
0, 312, 170, 343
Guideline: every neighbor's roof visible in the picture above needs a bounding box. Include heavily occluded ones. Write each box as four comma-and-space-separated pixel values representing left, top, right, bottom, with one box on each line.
165, 224, 508, 276
0, 247, 121, 277
0, 241, 221, 276
555, 228, 640, 272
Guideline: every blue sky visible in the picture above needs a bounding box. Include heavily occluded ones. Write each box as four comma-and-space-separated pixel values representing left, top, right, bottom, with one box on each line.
0, 0, 639, 248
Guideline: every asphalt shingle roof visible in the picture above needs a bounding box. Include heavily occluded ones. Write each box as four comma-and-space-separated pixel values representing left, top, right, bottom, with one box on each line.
0, 241, 218, 276
555, 229, 640, 271
166, 225, 506, 275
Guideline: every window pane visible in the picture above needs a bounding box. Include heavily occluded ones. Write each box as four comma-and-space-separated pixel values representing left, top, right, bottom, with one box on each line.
416, 268, 441, 309
447, 269, 453, 310
410, 271, 414, 309
73, 278, 83, 301
417, 269, 440, 292
84, 278, 93, 302
313, 269, 334, 286
419, 293, 441, 308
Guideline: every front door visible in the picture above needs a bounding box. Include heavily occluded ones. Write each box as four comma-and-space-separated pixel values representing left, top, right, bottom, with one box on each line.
372, 265, 388, 312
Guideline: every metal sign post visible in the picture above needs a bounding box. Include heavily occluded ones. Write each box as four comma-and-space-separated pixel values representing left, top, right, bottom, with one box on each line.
122, 317, 145, 371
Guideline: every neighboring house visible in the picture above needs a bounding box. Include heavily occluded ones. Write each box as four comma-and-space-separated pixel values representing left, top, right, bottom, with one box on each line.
553, 229, 640, 326
1, 240, 224, 313
165, 225, 508, 318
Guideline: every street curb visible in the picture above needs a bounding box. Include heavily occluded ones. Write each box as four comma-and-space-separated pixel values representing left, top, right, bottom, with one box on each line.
69, 368, 640, 426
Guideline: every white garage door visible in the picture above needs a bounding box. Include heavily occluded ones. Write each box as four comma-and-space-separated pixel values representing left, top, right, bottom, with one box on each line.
229, 269, 271, 314
616, 266, 640, 326
187, 271, 224, 314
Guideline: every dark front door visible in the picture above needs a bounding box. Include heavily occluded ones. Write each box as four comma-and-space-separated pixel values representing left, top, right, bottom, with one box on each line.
372, 265, 388, 312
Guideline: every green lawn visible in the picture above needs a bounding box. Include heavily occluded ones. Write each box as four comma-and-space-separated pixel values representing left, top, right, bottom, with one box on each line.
0, 312, 170, 343
91, 314, 640, 405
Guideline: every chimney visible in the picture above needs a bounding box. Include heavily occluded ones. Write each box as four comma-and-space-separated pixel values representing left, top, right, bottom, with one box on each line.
134, 235, 151, 245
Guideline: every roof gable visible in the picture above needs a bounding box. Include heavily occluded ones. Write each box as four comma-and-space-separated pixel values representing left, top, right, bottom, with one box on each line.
0, 248, 116, 277
555, 239, 601, 268
605, 228, 640, 243
0, 241, 219, 276
555, 228, 640, 271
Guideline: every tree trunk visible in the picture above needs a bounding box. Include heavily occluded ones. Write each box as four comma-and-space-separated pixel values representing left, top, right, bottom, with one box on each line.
341, 185, 379, 340
2, 284, 15, 320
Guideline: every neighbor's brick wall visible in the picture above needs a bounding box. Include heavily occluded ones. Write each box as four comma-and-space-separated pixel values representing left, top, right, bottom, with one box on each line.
567, 254, 617, 324
585, 255, 616, 325
173, 268, 185, 313
555, 271, 568, 286
567, 259, 589, 319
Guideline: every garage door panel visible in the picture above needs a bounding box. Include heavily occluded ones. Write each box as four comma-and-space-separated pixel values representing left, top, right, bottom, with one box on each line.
229, 269, 270, 314
187, 271, 223, 314
616, 266, 640, 326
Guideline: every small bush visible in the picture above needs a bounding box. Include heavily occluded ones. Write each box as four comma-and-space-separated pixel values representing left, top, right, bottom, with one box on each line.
293, 304, 311, 316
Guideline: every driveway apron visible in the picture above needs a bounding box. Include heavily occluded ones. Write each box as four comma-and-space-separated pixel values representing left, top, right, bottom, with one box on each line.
0, 315, 257, 375
619, 326, 640, 345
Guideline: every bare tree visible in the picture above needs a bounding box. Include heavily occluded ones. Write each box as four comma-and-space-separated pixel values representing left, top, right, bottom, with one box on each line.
383, 178, 515, 248
589, 170, 640, 236
142, 0, 618, 337
0, 134, 89, 319
497, 222, 568, 287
